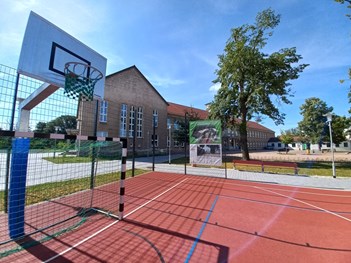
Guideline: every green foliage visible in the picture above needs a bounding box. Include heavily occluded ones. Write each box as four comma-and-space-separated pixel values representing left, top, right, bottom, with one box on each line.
335, 1, 351, 112
172, 108, 202, 144
31, 115, 77, 149
209, 8, 308, 160
330, 115, 351, 144
298, 97, 332, 144
34, 115, 77, 134
335, 0, 351, 19
0, 137, 11, 149
279, 131, 294, 145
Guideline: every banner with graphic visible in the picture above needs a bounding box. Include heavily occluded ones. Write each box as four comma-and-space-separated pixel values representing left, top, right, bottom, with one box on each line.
189, 120, 222, 166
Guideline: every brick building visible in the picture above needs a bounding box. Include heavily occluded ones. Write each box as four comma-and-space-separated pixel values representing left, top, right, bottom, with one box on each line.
167, 102, 275, 151
78, 65, 275, 155
78, 66, 169, 154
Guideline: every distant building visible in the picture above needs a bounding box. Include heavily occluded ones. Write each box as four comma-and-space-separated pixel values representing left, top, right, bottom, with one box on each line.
224, 122, 275, 150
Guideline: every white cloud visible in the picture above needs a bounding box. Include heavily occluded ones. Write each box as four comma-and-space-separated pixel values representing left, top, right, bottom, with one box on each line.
147, 74, 186, 88
209, 83, 221, 93
193, 51, 218, 68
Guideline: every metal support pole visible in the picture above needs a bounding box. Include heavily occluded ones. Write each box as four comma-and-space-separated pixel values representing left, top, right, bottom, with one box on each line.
168, 124, 171, 164
132, 109, 136, 177
119, 139, 128, 220
328, 121, 336, 178
90, 100, 99, 189
184, 113, 188, 175
152, 116, 156, 171
224, 132, 227, 179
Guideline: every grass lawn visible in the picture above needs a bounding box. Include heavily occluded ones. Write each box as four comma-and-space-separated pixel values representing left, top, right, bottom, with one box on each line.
43, 156, 120, 164
169, 157, 351, 177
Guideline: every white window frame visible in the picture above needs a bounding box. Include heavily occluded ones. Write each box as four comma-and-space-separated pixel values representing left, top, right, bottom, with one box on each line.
99, 100, 108, 123
151, 134, 158, 147
97, 131, 108, 137
137, 107, 143, 138
153, 109, 158, 127
129, 106, 135, 138
120, 104, 127, 137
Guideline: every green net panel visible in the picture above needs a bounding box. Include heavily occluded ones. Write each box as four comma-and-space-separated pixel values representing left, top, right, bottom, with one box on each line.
64, 62, 103, 101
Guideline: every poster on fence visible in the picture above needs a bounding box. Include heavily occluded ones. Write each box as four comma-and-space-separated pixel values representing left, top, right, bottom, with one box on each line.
189, 120, 222, 166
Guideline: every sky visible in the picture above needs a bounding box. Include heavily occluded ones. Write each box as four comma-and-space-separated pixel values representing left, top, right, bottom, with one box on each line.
0, 0, 350, 135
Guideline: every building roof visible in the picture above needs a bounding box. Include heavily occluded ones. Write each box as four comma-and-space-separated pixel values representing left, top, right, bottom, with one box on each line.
167, 102, 274, 134
107, 65, 169, 106
167, 102, 208, 119
246, 121, 275, 133
268, 137, 281, 143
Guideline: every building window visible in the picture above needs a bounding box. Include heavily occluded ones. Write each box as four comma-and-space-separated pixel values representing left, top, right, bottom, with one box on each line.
344, 142, 348, 147
97, 131, 108, 137
151, 134, 158, 147
173, 120, 180, 130
129, 106, 135, 138
292, 143, 296, 147
137, 107, 143, 138
153, 109, 158, 127
99, 100, 108, 122
167, 118, 171, 128
120, 104, 127, 137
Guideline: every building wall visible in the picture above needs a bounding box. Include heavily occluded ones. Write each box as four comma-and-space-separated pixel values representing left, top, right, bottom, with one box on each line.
79, 66, 169, 154
224, 128, 275, 150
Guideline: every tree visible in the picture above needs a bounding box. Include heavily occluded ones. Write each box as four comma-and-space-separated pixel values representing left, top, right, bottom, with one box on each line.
34, 115, 77, 134
335, 0, 351, 19
172, 108, 202, 146
335, 1, 351, 112
32, 115, 77, 149
329, 115, 351, 144
208, 8, 308, 160
278, 131, 294, 154
298, 98, 333, 144
279, 131, 294, 145
281, 128, 300, 136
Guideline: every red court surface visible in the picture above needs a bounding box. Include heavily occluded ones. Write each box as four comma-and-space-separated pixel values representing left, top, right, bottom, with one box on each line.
1, 171, 351, 262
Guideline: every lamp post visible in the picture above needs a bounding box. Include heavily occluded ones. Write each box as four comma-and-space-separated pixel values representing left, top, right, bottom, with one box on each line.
324, 112, 336, 178
53, 126, 60, 158
168, 124, 172, 164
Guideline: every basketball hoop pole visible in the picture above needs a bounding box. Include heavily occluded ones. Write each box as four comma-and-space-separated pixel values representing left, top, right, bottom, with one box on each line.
90, 100, 99, 189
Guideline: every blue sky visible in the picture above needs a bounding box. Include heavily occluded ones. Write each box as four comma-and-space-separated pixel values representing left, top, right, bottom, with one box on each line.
0, 0, 350, 135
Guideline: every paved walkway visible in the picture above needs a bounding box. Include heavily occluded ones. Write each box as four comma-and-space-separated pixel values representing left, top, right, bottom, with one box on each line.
129, 155, 351, 190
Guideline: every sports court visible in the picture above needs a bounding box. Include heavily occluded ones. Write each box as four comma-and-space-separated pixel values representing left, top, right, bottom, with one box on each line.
0, 10, 350, 263
1, 171, 350, 262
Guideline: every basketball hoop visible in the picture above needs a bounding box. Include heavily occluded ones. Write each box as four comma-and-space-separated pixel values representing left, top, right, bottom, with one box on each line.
64, 62, 103, 101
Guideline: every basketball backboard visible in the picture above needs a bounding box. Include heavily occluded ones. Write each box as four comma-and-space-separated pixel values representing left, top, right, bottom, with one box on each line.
18, 11, 106, 99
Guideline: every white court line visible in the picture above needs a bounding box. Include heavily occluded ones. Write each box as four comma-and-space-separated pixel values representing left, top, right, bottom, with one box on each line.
43, 177, 188, 262
123, 178, 188, 218
254, 186, 351, 198
255, 186, 351, 223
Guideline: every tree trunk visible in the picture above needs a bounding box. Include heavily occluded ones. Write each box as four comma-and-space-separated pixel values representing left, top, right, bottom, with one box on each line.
239, 120, 250, 160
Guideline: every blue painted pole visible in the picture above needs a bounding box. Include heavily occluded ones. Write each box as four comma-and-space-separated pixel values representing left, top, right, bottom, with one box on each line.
8, 138, 30, 239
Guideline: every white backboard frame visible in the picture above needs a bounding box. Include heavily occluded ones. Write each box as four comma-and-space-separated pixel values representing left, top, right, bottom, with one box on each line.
18, 11, 106, 100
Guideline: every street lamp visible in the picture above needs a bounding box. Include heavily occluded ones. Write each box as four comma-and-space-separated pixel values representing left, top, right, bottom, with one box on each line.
53, 126, 60, 158
324, 112, 336, 178
168, 124, 172, 164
